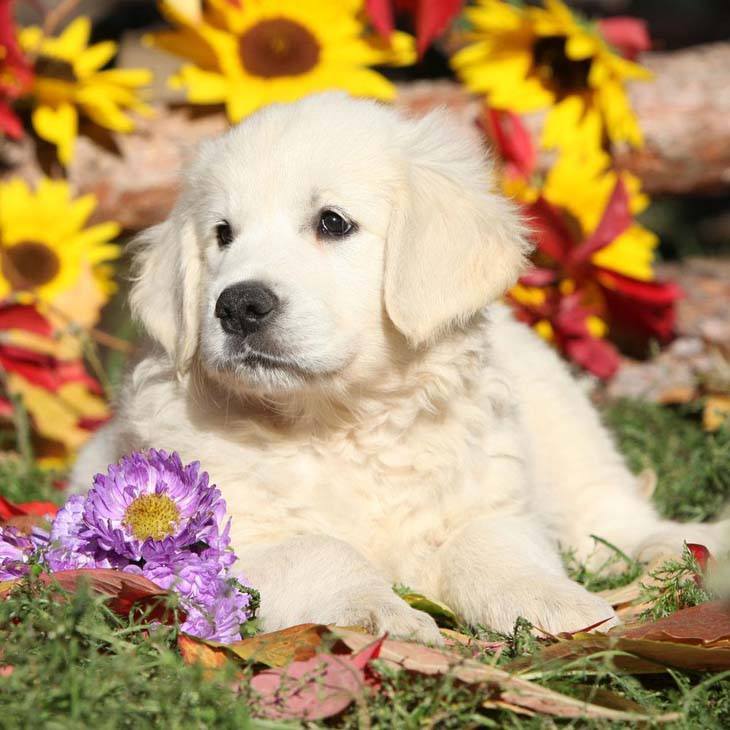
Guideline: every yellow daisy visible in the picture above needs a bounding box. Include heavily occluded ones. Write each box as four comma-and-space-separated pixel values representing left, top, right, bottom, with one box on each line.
451, 0, 650, 151
541, 147, 658, 281
0, 177, 121, 319
149, 0, 416, 122
19, 17, 153, 164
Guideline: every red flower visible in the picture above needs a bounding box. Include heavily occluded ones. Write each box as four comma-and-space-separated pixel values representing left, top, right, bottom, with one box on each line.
508, 178, 679, 377
0, 0, 33, 139
0, 303, 104, 395
366, 0, 463, 57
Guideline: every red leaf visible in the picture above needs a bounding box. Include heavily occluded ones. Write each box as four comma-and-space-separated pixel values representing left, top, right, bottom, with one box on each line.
0, 496, 58, 520
598, 270, 681, 342
687, 543, 711, 573
365, 0, 395, 37
48, 569, 180, 623
487, 108, 536, 180
570, 179, 632, 265
525, 198, 575, 265
366, 0, 462, 56
0, 100, 23, 139
620, 601, 730, 646
251, 637, 384, 721
413, 0, 463, 57
0, 568, 180, 624
0, 304, 53, 336
598, 17, 651, 60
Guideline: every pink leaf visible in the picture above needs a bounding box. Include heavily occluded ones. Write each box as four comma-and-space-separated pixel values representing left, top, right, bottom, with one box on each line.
565, 336, 621, 380
251, 637, 384, 720
598, 17, 651, 60
519, 268, 558, 287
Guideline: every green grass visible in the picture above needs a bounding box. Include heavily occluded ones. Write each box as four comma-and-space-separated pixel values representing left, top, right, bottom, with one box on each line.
1, 399, 729, 727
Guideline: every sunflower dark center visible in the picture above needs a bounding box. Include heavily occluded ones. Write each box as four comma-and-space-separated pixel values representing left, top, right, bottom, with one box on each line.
1, 241, 61, 289
239, 18, 320, 78
34, 54, 77, 82
532, 35, 591, 95
123, 494, 180, 541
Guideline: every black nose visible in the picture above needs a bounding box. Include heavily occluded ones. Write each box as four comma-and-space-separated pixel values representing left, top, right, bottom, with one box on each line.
215, 282, 279, 337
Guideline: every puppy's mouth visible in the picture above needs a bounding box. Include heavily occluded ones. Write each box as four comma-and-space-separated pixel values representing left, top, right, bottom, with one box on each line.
222, 340, 312, 377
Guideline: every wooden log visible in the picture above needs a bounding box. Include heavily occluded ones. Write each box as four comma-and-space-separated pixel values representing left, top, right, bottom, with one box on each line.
3, 42, 729, 231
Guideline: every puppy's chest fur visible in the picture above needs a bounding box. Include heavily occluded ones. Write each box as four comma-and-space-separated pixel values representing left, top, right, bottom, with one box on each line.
123, 352, 525, 585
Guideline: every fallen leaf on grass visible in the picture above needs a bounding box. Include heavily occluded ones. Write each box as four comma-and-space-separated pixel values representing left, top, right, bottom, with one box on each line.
334, 628, 673, 721
178, 634, 229, 670
0, 569, 179, 624
250, 636, 384, 721
509, 602, 730, 675
703, 395, 730, 432
228, 623, 334, 667
399, 592, 459, 629
619, 600, 730, 646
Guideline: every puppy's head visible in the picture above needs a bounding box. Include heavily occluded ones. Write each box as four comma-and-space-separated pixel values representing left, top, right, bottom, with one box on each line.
131, 94, 529, 396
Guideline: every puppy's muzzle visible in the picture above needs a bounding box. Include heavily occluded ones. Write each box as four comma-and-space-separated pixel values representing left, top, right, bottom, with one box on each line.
215, 282, 279, 337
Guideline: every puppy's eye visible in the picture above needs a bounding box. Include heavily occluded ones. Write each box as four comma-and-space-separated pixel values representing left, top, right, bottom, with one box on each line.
215, 220, 234, 248
318, 209, 354, 238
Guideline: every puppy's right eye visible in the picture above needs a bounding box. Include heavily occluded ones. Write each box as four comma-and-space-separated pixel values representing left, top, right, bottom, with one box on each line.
215, 221, 234, 249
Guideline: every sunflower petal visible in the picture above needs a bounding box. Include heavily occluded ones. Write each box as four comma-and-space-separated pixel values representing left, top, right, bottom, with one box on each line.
32, 102, 78, 165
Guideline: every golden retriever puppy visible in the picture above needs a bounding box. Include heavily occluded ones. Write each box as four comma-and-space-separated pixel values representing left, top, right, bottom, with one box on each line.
72, 94, 728, 642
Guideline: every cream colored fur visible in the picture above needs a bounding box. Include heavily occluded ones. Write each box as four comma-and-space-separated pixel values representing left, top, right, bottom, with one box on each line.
72, 94, 729, 642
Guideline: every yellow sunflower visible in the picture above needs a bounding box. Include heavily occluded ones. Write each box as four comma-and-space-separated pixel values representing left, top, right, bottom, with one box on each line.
19, 17, 153, 164
0, 177, 121, 320
149, 0, 416, 122
451, 0, 650, 152
542, 147, 658, 281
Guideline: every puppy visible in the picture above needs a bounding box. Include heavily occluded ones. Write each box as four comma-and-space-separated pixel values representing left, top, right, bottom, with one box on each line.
72, 93, 728, 642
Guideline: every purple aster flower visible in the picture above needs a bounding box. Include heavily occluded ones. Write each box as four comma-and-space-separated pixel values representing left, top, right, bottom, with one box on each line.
81, 450, 228, 561
44, 494, 125, 572
0, 526, 45, 581
181, 579, 253, 643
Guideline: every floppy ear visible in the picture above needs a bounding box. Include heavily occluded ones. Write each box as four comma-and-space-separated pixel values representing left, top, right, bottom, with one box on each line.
129, 208, 202, 370
385, 110, 531, 346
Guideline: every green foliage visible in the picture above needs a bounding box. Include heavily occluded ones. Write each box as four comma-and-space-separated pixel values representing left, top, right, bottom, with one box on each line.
639, 545, 713, 621
563, 535, 643, 592
1, 398, 730, 727
0, 580, 257, 730
0, 456, 64, 505
604, 400, 730, 521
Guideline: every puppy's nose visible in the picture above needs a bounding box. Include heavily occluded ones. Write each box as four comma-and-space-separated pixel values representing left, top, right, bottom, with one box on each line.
215, 282, 279, 337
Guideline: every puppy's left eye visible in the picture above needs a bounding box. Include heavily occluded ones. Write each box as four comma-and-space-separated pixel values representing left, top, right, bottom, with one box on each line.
215, 220, 234, 248
318, 209, 354, 238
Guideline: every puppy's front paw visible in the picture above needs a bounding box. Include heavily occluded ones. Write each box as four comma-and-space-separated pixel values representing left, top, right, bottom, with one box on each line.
337, 591, 443, 645
467, 577, 618, 636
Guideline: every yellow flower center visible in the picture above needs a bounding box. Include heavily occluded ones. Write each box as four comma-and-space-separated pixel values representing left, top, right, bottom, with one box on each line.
34, 55, 77, 83
1, 241, 61, 290
239, 18, 320, 78
532, 36, 591, 95
122, 494, 181, 541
